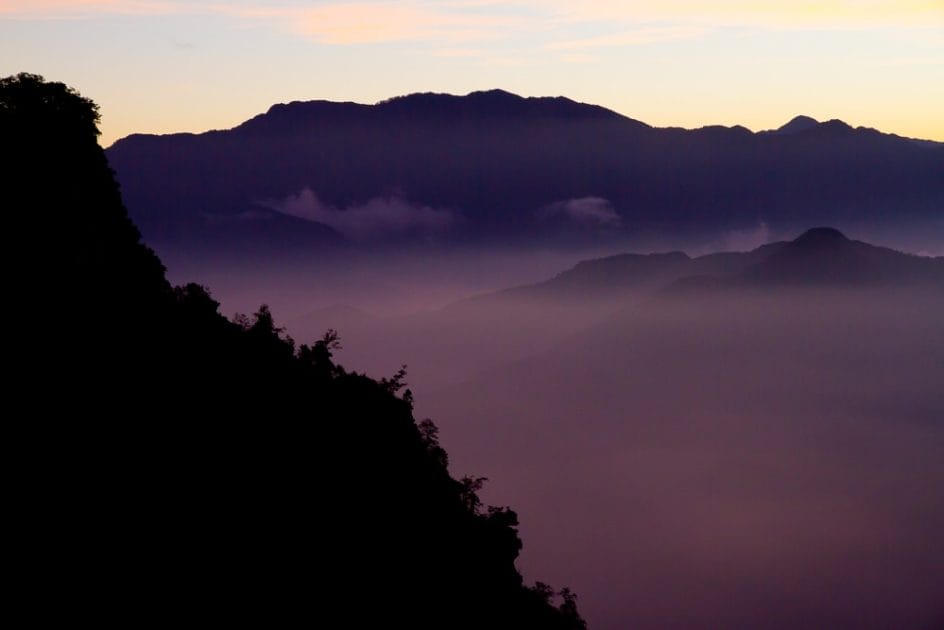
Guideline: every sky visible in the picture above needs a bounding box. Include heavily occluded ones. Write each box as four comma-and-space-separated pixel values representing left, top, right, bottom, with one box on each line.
1, 0, 942, 146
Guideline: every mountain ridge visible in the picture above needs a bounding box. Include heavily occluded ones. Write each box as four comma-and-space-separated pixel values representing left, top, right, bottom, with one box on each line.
106, 89, 944, 257
110, 91, 943, 147
491, 228, 943, 301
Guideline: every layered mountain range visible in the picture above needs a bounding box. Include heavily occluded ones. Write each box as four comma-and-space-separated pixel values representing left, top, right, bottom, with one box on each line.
502, 227, 944, 300
106, 90, 944, 258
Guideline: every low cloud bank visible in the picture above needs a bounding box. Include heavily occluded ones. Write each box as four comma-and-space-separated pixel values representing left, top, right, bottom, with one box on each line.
538, 197, 622, 227
269, 188, 456, 242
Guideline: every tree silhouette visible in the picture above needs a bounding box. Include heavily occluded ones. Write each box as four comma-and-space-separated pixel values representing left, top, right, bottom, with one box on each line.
5, 72, 586, 629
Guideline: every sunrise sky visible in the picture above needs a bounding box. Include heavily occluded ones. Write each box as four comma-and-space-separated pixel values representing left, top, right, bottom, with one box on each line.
2, 0, 942, 146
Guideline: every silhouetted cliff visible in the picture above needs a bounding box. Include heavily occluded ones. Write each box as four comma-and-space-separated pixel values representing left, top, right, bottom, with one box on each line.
4, 73, 584, 629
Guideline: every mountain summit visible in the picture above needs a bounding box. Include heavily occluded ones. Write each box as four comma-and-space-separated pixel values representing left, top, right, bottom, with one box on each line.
106, 90, 944, 259
775, 115, 819, 134
740, 227, 943, 287
375, 89, 630, 121
507, 227, 942, 299
235, 88, 636, 135
792, 226, 849, 246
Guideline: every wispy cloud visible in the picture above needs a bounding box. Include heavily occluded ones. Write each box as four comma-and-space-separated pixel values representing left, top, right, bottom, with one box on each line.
269, 188, 457, 242
538, 197, 622, 227
3, 1, 940, 43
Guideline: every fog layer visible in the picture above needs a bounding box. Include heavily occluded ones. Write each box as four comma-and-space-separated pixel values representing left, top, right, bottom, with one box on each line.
418, 289, 944, 629
169, 244, 943, 629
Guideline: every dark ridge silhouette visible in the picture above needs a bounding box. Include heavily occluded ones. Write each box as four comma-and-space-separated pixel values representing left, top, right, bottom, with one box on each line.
806, 118, 856, 138
481, 228, 942, 302
241, 89, 633, 133
106, 89, 944, 257
735, 227, 944, 287
6, 73, 585, 629
771, 115, 819, 134
793, 225, 847, 243
376, 89, 632, 122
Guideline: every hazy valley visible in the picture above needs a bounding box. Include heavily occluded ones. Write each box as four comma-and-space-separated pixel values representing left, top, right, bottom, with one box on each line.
105, 91, 943, 625
8, 72, 942, 629
202, 226, 944, 629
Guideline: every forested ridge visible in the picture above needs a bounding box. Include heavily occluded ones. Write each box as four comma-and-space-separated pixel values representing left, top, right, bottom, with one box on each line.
3, 72, 584, 629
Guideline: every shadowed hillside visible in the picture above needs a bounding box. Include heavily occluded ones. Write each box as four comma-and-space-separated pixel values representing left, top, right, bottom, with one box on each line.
491, 227, 944, 301
4, 72, 585, 629
106, 89, 944, 258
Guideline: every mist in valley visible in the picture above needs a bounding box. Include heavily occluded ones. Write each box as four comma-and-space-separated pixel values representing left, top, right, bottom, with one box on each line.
419, 289, 944, 629
169, 234, 944, 630
10, 3, 944, 623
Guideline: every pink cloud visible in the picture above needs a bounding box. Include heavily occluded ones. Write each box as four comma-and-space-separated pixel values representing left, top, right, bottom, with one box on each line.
3, 1, 938, 42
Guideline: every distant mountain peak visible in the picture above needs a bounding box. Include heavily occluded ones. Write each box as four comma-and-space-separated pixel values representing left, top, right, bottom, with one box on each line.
513, 226, 943, 300
374, 89, 629, 121
793, 226, 849, 245
468, 88, 520, 99
777, 115, 819, 134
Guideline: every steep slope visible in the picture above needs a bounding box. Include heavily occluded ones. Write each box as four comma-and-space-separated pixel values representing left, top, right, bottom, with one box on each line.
6, 73, 584, 629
